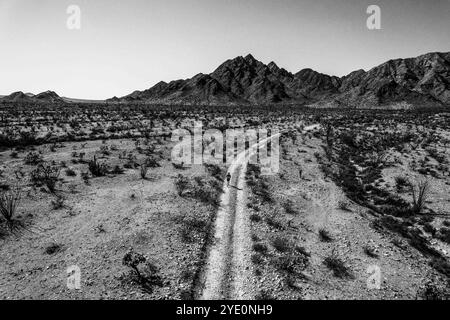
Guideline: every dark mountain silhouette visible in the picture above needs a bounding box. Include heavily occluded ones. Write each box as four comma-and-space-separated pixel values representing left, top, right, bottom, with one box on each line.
1, 90, 64, 103
34, 91, 64, 103
2, 91, 35, 102
2, 51, 449, 108
333, 52, 450, 108
109, 51, 449, 108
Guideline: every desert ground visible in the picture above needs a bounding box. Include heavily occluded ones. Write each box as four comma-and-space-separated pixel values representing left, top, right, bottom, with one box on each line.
0, 103, 449, 300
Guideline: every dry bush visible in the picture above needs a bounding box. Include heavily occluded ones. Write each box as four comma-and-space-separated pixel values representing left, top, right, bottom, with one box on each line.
252, 243, 268, 254
0, 185, 21, 230
395, 175, 410, 192
24, 151, 43, 165
272, 236, 290, 253
122, 249, 163, 293
323, 250, 354, 279
319, 228, 333, 242
30, 163, 61, 193
337, 200, 351, 211
88, 156, 108, 177
410, 179, 430, 215
282, 200, 297, 215
174, 174, 190, 196
51, 195, 65, 210
139, 162, 148, 179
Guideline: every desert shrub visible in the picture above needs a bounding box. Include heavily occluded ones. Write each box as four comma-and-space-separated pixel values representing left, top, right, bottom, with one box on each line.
192, 181, 220, 206
410, 179, 430, 215
88, 156, 108, 177
272, 236, 290, 253
436, 227, 450, 244
252, 243, 268, 254
24, 151, 43, 165
323, 252, 354, 279
111, 165, 124, 175
363, 245, 379, 258
81, 172, 90, 184
295, 246, 311, 257
145, 156, 161, 168
282, 200, 297, 215
319, 228, 333, 242
179, 217, 207, 243
337, 200, 351, 211
30, 163, 61, 193
122, 249, 163, 292
395, 175, 410, 192
174, 174, 190, 196
99, 145, 110, 156
175, 175, 220, 206
266, 216, 283, 230
246, 165, 272, 204
247, 201, 260, 212
45, 243, 63, 255
65, 168, 77, 177
0, 186, 21, 230
272, 253, 308, 275
246, 163, 261, 178
251, 253, 264, 265
252, 179, 273, 203
205, 163, 223, 180
139, 163, 148, 179
172, 162, 185, 169
249, 213, 261, 222
51, 196, 65, 210
180, 269, 195, 282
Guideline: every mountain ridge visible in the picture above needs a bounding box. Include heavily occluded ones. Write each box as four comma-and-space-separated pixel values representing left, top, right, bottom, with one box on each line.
110, 51, 449, 108
2, 51, 449, 108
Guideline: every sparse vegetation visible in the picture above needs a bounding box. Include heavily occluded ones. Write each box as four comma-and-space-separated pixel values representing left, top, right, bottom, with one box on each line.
0, 186, 21, 231
122, 249, 163, 293
88, 156, 108, 177
410, 179, 430, 215
30, 163, 61, 193
323, 251, 354, 279
319, 228, 333, 242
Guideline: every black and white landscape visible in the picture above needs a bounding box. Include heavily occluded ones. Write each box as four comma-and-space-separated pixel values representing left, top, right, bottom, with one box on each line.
0, 0, 449, 301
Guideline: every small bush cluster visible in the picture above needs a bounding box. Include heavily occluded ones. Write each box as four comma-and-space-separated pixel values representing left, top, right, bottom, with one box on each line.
30, 163, 61, 193
88, 156, 108, 177
122, 249, 163, 293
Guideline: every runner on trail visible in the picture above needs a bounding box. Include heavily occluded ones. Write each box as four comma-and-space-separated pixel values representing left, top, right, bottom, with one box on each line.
226, 172, 231, 187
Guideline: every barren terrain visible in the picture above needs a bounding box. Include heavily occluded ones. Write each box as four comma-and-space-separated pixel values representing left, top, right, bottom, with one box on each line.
1, 103, 449, 300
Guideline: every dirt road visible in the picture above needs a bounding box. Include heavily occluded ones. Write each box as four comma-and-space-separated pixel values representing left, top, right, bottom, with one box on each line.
200, 124, 319, 300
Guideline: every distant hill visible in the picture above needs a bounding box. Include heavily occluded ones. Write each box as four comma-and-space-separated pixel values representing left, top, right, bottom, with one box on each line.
1, 90, 64, 103
108, 51, 450, 108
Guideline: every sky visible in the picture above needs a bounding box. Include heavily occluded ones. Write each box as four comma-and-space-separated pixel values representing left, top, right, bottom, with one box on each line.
0, 0, 449, 99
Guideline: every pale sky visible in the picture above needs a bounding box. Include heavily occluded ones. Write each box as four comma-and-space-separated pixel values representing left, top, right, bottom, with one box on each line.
0, 0, 449, 99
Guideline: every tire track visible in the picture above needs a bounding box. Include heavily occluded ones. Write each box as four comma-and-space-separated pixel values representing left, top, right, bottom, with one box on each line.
200, 124, 319, 300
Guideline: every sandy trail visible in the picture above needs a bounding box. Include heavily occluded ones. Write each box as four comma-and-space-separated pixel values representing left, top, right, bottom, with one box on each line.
200, 124, 319, 300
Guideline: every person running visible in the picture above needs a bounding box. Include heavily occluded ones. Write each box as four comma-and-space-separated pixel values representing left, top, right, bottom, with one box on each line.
226, 172, 231, 187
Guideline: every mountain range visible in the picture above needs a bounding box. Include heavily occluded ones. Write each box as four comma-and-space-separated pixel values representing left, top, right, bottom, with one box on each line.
108, 51, 450, 108
2, 51, 449, 108
0, 91, 65, 103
